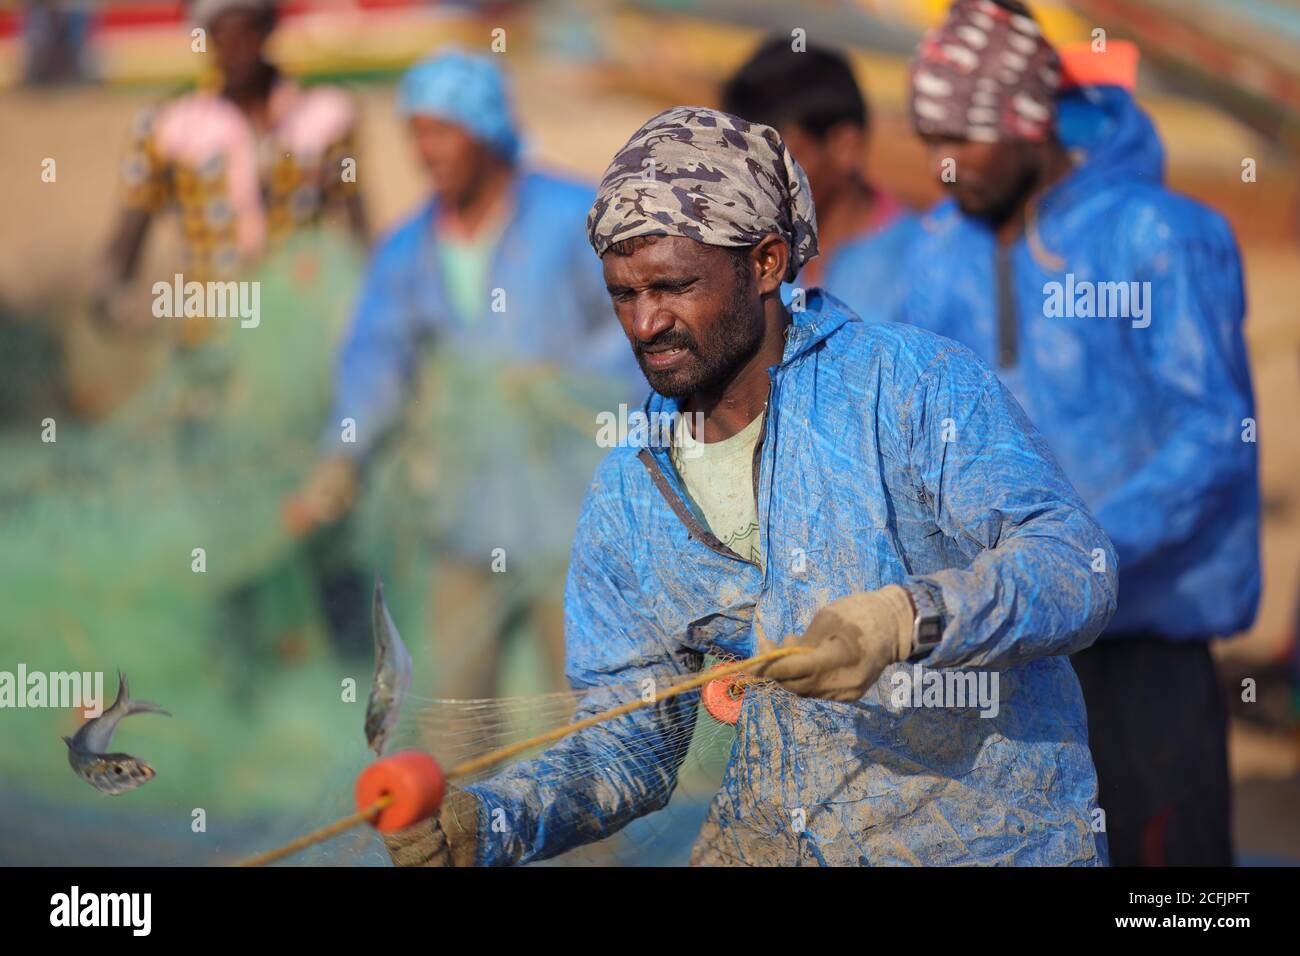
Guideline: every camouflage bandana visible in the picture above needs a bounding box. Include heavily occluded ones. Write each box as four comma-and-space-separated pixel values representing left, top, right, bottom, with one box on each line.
586, 106, 818, 282
910, 0, 1062, 143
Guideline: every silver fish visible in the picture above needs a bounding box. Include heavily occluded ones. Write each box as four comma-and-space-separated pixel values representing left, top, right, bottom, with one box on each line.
366, 577, 413, 757
64, 672, 170, 796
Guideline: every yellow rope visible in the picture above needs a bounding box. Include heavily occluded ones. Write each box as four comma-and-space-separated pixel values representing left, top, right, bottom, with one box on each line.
234, 645, 804, 866
447, 646, 803, 778
236, 794, 393, 868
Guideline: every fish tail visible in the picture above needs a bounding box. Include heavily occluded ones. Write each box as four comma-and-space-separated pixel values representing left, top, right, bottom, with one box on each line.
126, 700, 171, 718
112, 672, 170, 718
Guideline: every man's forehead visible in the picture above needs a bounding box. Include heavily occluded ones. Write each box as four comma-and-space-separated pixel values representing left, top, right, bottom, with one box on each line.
601, 236, 722, 277
210, 8, 265, 32
409, 114, 466, 135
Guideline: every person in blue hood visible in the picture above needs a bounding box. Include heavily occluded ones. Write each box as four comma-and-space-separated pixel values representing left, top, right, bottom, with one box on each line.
900, 0, 1259, 865
720, 36, 923, 324
285, 50, 635, 699
382, 104, 1118, 868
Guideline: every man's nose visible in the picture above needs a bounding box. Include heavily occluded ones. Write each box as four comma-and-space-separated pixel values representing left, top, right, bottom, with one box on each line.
630, 299, 675, 343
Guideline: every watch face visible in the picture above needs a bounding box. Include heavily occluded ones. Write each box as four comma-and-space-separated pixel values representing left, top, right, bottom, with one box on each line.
917, 619, 943, 647
905, 584, 946, 655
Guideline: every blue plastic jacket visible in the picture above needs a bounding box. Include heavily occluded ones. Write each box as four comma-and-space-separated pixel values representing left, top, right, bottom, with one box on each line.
798, 212, 926, 324
896, 86, 1260, 640
784, 211, 924, 324
325, 170, 638, 561
462, 291, 1117, 866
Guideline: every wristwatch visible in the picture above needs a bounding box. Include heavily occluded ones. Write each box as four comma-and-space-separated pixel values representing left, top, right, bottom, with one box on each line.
902, 582, 946, 660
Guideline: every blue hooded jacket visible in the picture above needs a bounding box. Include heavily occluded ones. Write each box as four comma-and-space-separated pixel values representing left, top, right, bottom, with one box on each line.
896, 86, 1260, 640
460, 291, 1117, 866
324, 170, 639, 562
783, 205, 925, 325
803, 211, 926, 324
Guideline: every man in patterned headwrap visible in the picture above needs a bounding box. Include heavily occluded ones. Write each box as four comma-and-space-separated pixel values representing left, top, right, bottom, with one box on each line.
899, 0, 1257, 865
384, 105, 1120, 868
907, 0, 1066, 236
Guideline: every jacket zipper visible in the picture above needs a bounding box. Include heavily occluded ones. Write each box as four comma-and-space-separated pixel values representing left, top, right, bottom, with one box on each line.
995, 242, 1017, 368
750, 376, 776, 574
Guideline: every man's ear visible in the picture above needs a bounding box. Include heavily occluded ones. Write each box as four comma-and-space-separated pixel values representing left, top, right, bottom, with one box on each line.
752, 233, 789, 294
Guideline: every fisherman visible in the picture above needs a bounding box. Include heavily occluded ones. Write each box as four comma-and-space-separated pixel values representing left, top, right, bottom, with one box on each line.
94, 0, 371, 659
384, 104, 1118, 867
898, 0, 1259, 865
721, 36, 920, 322
98, 0, 366, 319
286, 50, 633, 699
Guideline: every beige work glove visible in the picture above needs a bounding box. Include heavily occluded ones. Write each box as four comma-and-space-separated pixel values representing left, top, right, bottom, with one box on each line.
282, 456, 359, 535
382, 787, 480, 867
757, 585, 916, 702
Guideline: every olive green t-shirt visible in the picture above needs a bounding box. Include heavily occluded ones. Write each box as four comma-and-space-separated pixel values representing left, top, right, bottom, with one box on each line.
669, 411, 765, 567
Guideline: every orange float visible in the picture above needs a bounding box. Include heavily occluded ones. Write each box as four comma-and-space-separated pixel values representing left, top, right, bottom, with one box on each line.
702, 674, 747, 725
354, 750, 446, 832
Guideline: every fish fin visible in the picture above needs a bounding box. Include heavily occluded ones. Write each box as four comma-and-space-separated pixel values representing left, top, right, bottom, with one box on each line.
61, 736, 73, 749
126, 700, 171, 718
108, 671, 129, 715
372, 576, 387, 649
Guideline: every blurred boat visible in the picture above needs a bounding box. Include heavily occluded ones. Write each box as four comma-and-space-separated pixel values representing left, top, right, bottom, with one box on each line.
0, 1, 525, 88
1067, 0, 1300, 149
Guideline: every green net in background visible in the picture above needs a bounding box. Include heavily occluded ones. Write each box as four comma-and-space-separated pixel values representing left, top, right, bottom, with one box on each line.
0, 233, 367, 859
0, 231, 726, 864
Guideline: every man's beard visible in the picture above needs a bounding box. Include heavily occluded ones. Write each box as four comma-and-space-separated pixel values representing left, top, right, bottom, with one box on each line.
954, 161, 1039, 227
634, 284, 764, 399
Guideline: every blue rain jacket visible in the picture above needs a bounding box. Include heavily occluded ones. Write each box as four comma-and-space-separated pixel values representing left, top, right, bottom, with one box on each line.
897, 86, 1259, 640
463, 291, 1117, 866
784, 211, 924, 324
325, 170, 638, 561
798, 212, 926, 324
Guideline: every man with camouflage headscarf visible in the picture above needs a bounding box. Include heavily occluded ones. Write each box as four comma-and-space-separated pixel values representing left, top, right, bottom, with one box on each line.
386, 105, 1117, 867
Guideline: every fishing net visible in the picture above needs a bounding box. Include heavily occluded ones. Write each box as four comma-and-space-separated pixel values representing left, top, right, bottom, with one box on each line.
0, 232, 365, 858
249, 653, 776, 867
0, 226, 737, 865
